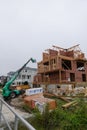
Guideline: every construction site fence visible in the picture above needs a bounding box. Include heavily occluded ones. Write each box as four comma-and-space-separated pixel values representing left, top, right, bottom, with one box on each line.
0, 97, 36, 130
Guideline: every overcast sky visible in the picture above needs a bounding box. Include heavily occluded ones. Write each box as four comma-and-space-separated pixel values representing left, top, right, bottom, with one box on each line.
0, 0, 87, 75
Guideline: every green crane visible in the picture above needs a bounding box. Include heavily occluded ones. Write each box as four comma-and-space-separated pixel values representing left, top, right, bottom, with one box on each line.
2, 58, 36, 100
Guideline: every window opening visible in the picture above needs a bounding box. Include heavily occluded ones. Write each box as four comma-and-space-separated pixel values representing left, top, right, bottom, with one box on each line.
62, 60, 72, 70
82, 74, 86, 81
77, 61, 85, 71
70, 73, 75, 82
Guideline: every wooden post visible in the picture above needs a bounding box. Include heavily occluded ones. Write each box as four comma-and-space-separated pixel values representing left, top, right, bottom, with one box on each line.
59, 70, 61, 83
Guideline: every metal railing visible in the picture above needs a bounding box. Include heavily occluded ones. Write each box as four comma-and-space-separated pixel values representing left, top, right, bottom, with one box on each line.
0, 98, 36, 130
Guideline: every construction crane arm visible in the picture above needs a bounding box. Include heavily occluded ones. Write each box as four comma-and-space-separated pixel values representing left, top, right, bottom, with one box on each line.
2, 58, 36, 98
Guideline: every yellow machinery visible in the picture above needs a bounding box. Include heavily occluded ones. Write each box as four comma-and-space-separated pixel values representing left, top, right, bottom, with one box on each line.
16, 85, 30, 90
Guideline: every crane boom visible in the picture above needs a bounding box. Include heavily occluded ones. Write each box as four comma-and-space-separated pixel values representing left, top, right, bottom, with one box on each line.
2, 58, 36, 100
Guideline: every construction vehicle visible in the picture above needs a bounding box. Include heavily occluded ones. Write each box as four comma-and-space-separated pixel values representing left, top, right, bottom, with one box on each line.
2, 58, 36, 100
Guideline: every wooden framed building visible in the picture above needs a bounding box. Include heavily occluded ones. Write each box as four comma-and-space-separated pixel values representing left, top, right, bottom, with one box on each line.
34, 44, 87, 87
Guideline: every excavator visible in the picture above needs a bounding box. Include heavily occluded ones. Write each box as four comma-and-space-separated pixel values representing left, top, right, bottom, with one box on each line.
2, 58, 36, 101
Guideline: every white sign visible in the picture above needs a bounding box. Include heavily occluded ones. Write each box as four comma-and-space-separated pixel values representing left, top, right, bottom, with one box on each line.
26, 87, 43, 95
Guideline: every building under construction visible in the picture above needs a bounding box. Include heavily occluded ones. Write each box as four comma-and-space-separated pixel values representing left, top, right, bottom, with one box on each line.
34, 44, 87, 88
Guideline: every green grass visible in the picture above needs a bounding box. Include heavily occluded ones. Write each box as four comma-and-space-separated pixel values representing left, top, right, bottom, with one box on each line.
18, 97, 87, 130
